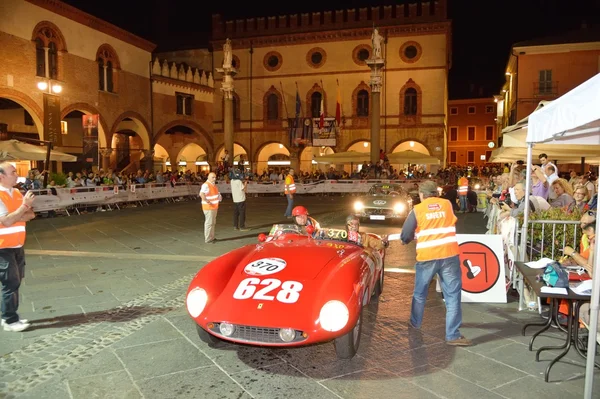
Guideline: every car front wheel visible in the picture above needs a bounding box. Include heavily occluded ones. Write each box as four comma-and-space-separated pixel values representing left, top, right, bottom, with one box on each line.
334, 307, 362, 359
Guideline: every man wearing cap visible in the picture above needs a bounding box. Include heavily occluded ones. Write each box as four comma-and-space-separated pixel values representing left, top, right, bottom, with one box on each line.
400, 180, 471, 346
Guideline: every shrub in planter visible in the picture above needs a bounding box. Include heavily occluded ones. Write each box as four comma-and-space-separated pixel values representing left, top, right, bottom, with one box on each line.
519, 207, 583, 259
50, 172, 67, 187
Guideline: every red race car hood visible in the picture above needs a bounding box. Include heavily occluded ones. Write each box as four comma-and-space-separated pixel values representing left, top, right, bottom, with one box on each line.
235, 240, 353, 280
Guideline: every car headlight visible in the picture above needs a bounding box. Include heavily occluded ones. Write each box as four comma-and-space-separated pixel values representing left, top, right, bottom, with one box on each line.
319, 300, 349, 332
186, 287, 208, 318
393, 203, 405, 213
353, 201, 364, 211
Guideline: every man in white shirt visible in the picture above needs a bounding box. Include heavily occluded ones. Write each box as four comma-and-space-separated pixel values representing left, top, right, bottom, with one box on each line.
230, 166, 249, 231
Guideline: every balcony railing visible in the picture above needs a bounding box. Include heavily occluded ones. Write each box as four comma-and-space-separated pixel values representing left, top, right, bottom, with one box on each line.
533, 81, 558, 97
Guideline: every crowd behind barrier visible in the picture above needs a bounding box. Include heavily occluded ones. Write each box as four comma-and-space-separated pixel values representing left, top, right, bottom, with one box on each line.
28, 179, 432, 214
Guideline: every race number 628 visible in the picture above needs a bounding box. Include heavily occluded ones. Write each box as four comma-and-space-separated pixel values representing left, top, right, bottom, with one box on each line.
233, 278, 303, 303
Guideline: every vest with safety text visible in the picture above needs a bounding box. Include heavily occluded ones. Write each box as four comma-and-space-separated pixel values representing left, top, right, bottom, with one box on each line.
413, 197, 459, 262
285, 175, 296, 194
201, 182, 219, 211
0, 190, 26, 248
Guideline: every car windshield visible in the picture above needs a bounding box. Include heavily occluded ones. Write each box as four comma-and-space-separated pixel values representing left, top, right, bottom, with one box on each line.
268, 224, 307, 237
368, 184, 403, 196
314, 228, 352, 244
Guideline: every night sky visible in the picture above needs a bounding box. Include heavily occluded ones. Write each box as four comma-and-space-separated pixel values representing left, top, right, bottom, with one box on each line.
62, 0, 599, 99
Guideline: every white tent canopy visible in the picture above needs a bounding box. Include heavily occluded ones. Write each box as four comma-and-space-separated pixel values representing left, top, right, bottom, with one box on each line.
314, 151, 370, 164
0, 139, 77, 162
526, 72, 600, 399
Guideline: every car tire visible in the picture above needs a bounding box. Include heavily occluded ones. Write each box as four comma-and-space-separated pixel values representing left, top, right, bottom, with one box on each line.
374, 266, 384, 297
196, 324, 223, 347
334, 307, 362, 359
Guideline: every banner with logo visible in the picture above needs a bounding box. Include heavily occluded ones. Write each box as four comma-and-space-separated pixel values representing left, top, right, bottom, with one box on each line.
82, 114, 99, 170
43, 93, 62, 146
457, 234, 507, 303
312, 117, 338, 147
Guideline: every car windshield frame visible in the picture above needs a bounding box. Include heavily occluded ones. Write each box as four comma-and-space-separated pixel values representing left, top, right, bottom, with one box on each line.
368, 184, 404, 196
268, 224, 308, 237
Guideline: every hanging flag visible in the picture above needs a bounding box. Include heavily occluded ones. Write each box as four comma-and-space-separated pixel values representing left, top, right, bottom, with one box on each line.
319, 97, 325, 129
335, 84, 342, 126
295, 89, 301, 118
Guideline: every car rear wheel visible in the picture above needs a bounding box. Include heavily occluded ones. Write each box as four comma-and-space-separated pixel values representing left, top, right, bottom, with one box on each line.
196, 324, 223, 348
334, 307, 362, 359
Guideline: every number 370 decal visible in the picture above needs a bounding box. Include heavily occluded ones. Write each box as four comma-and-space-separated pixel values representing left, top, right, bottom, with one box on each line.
233, 278, 303, 304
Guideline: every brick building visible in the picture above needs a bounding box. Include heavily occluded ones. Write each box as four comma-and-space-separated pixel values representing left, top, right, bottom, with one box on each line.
447, 98, 497, 166
0, 0, 214, 174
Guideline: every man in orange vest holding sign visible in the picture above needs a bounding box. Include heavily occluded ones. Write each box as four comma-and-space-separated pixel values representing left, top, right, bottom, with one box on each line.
400, 180, 471, 346
0, 163, 36, 332
457, 174, 469, 213
199, 172, 222, 244
284, 168, 296, 218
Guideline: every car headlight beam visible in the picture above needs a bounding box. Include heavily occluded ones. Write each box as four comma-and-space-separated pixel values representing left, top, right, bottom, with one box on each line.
319, 300, 349, 332
393, 203, 405, 213
353, 201, 364, 211
186, 287, 208, 318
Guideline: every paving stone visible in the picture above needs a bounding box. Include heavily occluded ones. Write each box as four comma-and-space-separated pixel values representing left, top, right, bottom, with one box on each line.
407, 366, 507, 398
490, 374, 584, 399
322, 367, 437, 399
67, 370, 142, 398
111, 318, 186, 349
231, 362, 340, 399
137, 365, 253, 399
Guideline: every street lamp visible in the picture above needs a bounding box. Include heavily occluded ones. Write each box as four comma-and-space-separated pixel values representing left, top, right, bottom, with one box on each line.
36, 78, 63, 187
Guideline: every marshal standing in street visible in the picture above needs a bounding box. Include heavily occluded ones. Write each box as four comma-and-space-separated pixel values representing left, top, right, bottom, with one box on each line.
400, 180, 471, 346
199, 172, 222, 244
0, 162, 36, 332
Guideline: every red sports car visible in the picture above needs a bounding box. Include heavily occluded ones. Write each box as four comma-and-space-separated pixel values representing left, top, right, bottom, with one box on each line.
186, 224, 386, 359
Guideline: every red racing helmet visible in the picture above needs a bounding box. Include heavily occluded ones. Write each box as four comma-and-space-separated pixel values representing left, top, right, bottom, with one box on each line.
292, 206, 309, 216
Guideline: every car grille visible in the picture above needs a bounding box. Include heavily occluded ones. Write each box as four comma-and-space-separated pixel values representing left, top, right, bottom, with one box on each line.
209, 323, 307, 344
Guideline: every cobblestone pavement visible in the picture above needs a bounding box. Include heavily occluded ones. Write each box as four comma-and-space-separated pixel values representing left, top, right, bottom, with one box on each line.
0, 195, 598, 398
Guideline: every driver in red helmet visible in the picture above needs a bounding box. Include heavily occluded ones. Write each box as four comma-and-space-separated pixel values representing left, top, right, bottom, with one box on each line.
292, 206, 320, 235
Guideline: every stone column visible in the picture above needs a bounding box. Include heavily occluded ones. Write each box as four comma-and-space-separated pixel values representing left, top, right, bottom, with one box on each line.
100, 148, 112, 170
142, 149, 154, 172
216, 39, 237, 169
366, 58, 385, 165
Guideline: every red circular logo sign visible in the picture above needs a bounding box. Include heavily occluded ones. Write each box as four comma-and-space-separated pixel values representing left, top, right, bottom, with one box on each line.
458, 241, 500, 294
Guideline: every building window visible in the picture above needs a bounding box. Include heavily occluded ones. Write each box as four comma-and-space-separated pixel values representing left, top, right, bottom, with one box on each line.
96, 44, 120, 93
538, 69, 553, 95
311, 92, 322, 118
176, 92, 194, 116
467, 106, 476, 114
352, 44, 371, 66
404, 88, 417, 116
356, 90, 369, 117
450, 107, 458, 115
32, 22, 65, 79
306, 47, 326, 68
399, 41, 422, 63
450, 151, 457, 163
485, 105, 494, 113
449, 127, 458, 141
35, 38, 45, 77
267, 94, 279, 120
263, 51, 283, 72
485, 126, 494, 141
485, 150, 492, 162
467, 151, 474, 163
468, 126, 475, 141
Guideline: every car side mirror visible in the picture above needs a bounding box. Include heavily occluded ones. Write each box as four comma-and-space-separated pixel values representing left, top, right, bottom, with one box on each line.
306, 225, 315, 236
257, 233, 266, 242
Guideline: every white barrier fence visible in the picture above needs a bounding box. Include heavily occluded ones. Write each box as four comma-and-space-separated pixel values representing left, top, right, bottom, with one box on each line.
30, 180, 428, 213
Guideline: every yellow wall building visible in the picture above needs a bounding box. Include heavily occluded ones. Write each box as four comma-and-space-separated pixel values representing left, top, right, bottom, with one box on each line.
169, 1, 452, 173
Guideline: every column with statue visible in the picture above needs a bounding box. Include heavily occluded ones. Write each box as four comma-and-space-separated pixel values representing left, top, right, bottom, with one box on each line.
216, 38, 237, 171
367, 27, 385, 165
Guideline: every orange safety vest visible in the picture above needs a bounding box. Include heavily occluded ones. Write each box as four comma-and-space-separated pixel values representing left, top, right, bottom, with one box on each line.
458, 177, 468, 196
413, 197, 459, 262
285, 175, 296, 194
201, 182, 220, 211
0, 190, 27, 248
